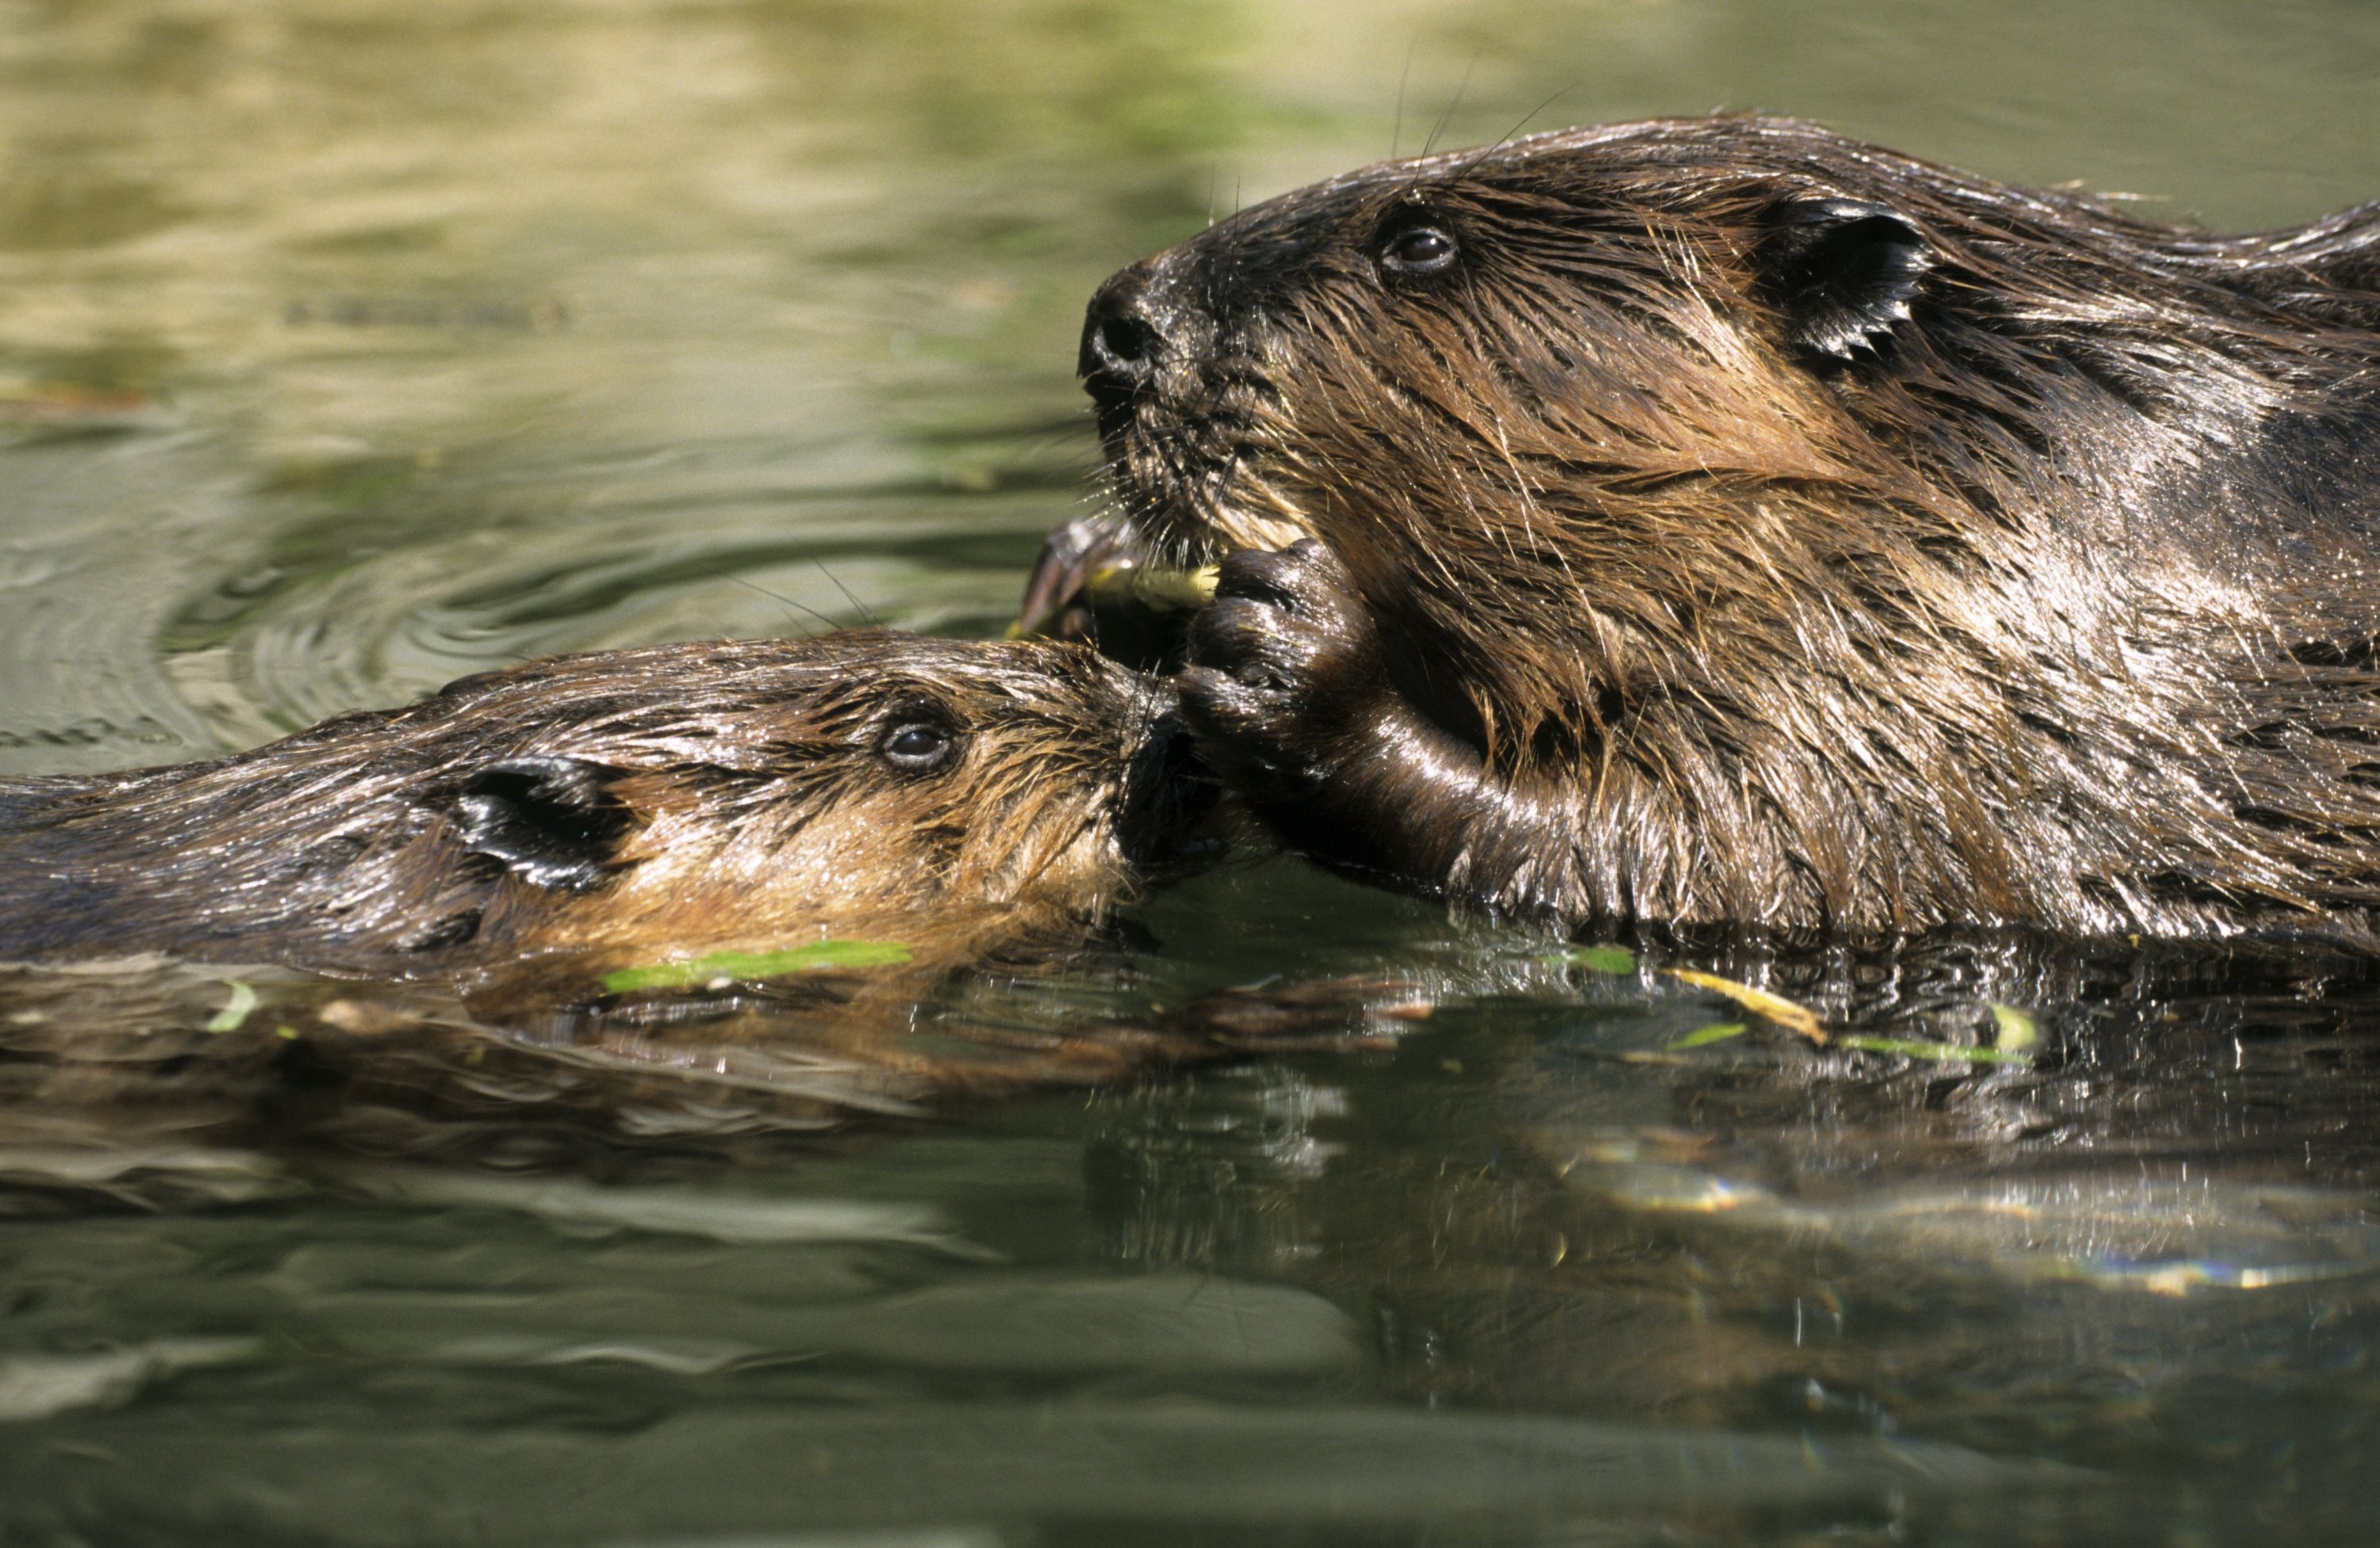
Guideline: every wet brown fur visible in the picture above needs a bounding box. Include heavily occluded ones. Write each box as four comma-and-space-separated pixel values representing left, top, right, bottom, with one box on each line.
1083, 116, 2380, 940
0, 633, 1199, 978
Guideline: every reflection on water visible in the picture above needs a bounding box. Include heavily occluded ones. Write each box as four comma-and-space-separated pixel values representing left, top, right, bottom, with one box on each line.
16, 878, 2380, 1542
3, 1, 2380, 1543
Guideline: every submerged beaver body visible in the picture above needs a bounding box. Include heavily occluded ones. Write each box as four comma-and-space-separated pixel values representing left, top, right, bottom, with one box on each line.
0, 632, 1201, 978
1075, 115, 2380, 940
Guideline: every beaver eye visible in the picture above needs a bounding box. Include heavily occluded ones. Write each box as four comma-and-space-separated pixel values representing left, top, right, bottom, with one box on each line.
879, 720, 955, 773
1380, 225, 1458, 276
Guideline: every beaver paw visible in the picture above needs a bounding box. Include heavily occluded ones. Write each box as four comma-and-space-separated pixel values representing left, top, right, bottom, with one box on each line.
1180, 540, 1387, 798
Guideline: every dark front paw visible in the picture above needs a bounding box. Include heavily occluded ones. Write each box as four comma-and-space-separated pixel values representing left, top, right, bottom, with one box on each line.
1179, 540, 1386, 798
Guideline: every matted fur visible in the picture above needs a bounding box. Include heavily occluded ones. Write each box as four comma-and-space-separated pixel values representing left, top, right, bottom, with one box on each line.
0, 633, 1196, 975
1084, 116, 2380, 939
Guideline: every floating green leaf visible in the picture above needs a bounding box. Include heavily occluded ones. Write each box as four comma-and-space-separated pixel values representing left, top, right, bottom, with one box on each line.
1990, 1003, 2039, 1051
602, 939, 914, 994
1551, 945, 1636, 974
203, 980, 258, 1033
1668, 1022, 1749, 1050
1664, 969, 1827, 1043
1839, 1034, 2032, 1066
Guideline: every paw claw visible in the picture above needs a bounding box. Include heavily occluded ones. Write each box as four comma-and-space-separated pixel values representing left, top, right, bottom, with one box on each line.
1179, 540, 1387, 799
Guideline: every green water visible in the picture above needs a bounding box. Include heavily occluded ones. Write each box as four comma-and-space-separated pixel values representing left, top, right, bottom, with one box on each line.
4, 2, 2380, 1542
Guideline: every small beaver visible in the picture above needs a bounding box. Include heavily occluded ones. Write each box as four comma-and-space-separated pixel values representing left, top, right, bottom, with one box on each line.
0, 632, 1203, 978
1073, 115, 2380, 940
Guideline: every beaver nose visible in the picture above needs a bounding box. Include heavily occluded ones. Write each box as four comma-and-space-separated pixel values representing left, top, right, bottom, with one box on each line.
1080, 269, 1164, 393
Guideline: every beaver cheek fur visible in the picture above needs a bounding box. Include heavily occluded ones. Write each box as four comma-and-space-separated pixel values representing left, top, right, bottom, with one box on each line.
529, 769, 1154, 964
1101, 116, 2380, 941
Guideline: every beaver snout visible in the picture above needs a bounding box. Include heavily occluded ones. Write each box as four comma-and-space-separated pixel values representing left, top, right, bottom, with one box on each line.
1079, 263, 1173, 404
1115, 702, 1220, 868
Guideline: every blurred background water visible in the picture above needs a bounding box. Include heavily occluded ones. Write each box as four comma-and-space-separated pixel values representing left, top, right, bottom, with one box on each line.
3, 2, 2380, 1543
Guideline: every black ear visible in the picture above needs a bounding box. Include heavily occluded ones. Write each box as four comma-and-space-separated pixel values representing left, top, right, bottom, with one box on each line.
452, 756, 631, 891
1761, 198, 1931, 361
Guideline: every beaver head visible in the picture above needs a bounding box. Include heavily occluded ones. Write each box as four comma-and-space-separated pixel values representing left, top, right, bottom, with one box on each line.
0, 633, 1204, 976
1081, 116, 2380, 936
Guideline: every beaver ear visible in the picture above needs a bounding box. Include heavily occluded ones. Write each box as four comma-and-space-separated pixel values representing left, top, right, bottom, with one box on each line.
1760, 198, 1931, 361
453, 756, 631, 891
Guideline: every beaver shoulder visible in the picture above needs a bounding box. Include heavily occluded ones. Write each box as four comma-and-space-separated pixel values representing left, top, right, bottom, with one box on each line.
1077, 114, 2380, 939
0, 632, 1201, 976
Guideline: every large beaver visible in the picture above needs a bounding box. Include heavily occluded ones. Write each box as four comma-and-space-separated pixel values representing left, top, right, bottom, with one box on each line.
1071, 115, 2380, 940
0, 632, 1202, 978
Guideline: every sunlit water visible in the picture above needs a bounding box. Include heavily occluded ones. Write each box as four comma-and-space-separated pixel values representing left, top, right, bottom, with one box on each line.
3, 2, 2379, 1543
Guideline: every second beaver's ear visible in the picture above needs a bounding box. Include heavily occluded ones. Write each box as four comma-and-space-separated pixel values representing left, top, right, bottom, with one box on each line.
1759, 198, 1931, 361
453, 756, 631, 891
